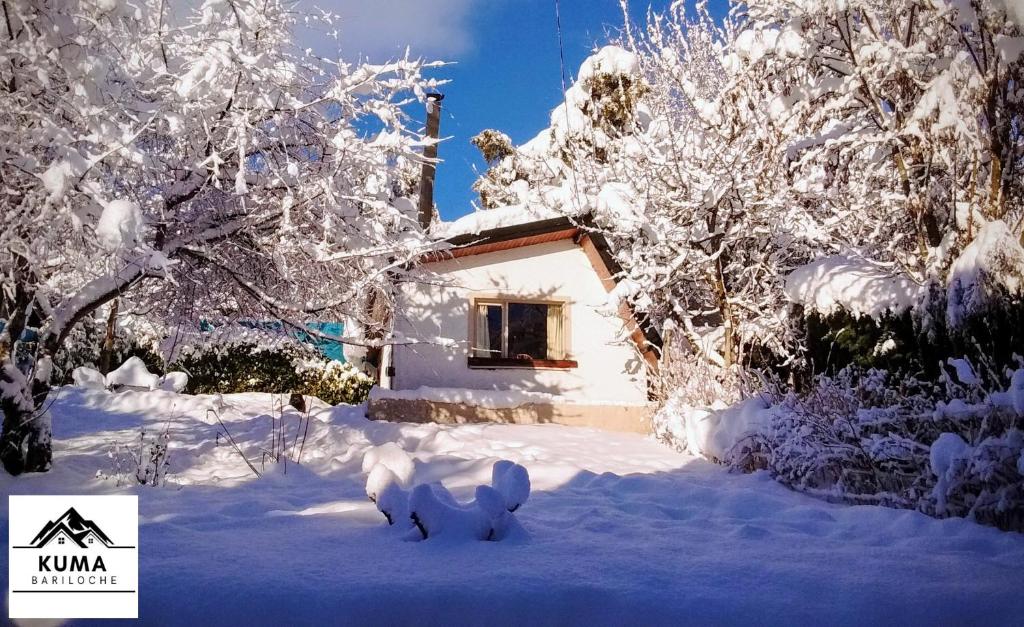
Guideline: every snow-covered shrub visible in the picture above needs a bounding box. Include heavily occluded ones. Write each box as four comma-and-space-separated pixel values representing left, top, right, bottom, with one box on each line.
491, 460, 531, 512
170, 342, 371, 405
160, 372, 189, 393
926, 427, 1024, 530
298, 360, 373, 407
103, 424, 172, 487
41, 308, 167, 387
408, 483, 510, 542
802, 310, 920, 377
652, 330, 760, 454
72, 367, 106, 390
727, 368, 1024, 530
361, 442, 415, 485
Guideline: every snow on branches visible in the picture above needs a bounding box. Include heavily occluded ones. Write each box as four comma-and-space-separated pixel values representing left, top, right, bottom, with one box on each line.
0, 0, 442, 474
469, 0, 1024, 378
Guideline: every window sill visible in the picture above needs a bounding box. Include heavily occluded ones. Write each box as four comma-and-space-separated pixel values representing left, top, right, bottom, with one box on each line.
468, 357, 578, 370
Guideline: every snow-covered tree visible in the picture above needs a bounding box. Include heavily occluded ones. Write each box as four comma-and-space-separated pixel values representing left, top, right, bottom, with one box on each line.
743, 0, 1024, 277
0, 0, 441, 475
471, 0, 1023, 374
470, 5, 817, 370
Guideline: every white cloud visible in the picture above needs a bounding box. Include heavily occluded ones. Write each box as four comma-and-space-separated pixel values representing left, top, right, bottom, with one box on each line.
300, 0, 477, 61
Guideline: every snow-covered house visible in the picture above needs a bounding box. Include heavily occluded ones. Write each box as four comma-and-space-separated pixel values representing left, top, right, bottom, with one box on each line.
370, 206, 661, 433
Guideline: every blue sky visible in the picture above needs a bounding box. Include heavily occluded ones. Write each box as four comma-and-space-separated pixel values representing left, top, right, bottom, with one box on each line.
310, 0, 728, 221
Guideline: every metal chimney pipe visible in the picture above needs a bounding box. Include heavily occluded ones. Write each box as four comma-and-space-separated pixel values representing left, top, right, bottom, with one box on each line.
417, 93, 444, 230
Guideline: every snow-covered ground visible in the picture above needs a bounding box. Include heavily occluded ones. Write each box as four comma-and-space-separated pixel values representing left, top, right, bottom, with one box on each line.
3, 388, 1023, 626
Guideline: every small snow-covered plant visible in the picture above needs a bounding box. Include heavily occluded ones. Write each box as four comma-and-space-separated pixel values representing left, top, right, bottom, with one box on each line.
926, 417, 1024, 530
363, 443, 416, 525
103, 423, 173, 487
258, 395, 314, 474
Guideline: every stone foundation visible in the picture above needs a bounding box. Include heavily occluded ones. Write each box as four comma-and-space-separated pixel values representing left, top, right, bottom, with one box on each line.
367, 397, 654, 434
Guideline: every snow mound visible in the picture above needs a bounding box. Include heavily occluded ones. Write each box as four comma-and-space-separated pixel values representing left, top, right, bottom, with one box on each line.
72, 366, 106, 390
407, 481, 525, 543
654, 395, 773, 461
491, 460, 531, 512
408, 483, 493, 541
368, 460, 531, 542
946, 220, 1024, 327
97, 199, 144, 250
784, 255, 922, 318
105, 356, 160, 390
160, 371, 189, 393
366, 465, 411, 526
930, 433, 971, 478
361, 442, 415, 486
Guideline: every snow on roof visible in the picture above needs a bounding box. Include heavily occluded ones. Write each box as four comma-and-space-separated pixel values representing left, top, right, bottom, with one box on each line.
430, 200, 583, 241
784, 255, 923, 318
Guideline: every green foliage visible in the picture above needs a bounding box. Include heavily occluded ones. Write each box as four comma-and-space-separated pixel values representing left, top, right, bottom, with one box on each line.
804, 310, 919, 376
298, 361, 374, 406
170, 342, 371, 405
802, 293, 1024, 387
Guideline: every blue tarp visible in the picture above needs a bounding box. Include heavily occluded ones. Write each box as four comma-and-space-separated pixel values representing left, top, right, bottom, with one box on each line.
201, 320, 346, 363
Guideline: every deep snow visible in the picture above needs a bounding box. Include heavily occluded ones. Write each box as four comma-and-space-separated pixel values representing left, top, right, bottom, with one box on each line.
2, 388, 1023, 626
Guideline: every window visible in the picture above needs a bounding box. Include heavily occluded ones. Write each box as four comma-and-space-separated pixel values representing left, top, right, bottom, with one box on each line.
88, 537, 94, 544
470, 299, 575, 368
58, 537, 65, 545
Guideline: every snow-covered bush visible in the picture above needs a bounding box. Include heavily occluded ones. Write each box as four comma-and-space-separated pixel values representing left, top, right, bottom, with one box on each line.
160, 372, 189, 393
299, 361, 373, 407
714, 368, 1024, 531
72, 366, 106, 390
170, 342, 371, 405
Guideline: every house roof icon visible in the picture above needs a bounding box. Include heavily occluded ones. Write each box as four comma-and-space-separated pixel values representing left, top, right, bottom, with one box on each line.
29, 507, 116, 549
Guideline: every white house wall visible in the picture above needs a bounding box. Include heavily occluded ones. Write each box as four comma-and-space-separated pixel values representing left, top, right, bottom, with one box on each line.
390, 239, 649, 404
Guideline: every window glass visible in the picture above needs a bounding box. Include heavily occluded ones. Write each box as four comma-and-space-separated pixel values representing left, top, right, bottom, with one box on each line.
472, 304, 503, 357
508, 303, 550, 360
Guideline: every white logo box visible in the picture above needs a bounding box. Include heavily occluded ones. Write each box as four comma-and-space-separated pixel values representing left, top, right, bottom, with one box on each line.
8, 495, 138, 619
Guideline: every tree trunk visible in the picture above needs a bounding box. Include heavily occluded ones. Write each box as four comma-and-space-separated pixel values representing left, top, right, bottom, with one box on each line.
0, 366, 53, 475
99, 298, 119, 374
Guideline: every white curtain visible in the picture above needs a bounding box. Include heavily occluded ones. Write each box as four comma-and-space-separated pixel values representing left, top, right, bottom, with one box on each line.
474, 305, 491, 357
546, 304, 563, 360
